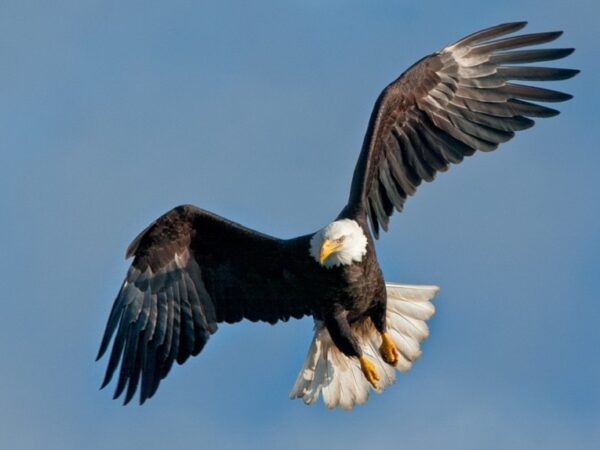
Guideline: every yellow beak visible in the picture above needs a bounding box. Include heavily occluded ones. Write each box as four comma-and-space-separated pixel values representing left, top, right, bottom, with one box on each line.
319, 239, 343, 264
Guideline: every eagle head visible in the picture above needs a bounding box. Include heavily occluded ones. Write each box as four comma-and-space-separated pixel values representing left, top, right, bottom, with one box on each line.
310, 219, 368, 268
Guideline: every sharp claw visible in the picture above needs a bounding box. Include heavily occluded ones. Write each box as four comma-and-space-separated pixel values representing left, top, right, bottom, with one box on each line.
380, 332, 399, 366
359, 355, 380, 389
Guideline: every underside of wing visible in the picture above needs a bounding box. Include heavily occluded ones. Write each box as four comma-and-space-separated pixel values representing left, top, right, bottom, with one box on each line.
345, 22, 578, 237
97, 205, 313, 404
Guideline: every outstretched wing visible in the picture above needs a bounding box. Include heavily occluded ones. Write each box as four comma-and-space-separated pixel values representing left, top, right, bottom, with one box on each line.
97, 205, 313, 404
345, 22, 578, 237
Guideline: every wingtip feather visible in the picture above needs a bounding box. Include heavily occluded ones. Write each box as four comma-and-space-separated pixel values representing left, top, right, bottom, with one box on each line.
449, 21, 528, 49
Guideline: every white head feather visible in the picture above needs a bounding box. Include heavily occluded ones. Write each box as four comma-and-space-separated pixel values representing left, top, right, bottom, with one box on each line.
309, 219, 368, 268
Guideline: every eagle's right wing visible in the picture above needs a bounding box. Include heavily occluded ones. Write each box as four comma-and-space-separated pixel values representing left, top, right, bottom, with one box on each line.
97, 205, 314, 405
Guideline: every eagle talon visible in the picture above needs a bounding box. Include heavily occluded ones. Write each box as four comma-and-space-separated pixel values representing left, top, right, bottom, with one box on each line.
359, 355, 380, 389
380, 332, 399, 366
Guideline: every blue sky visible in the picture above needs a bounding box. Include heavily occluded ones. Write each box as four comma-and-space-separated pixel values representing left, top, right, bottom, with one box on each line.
1, 1, 598, 449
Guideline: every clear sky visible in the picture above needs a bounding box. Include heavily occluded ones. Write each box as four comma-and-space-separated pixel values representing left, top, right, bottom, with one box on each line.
1, 1, 598, 449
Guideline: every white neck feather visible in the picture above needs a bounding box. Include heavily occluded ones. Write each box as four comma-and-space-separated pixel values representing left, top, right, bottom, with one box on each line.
309, 219, 368, 268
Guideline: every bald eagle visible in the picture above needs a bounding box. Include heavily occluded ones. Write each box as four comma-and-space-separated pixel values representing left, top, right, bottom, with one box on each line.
97, 22, 577, 409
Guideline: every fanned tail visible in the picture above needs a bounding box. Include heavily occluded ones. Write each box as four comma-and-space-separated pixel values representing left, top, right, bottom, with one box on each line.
289, 283, 439, 409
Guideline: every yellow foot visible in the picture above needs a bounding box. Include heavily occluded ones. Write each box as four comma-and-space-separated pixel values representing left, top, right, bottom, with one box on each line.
379, 332, 399, 366
359, 355, 380, 389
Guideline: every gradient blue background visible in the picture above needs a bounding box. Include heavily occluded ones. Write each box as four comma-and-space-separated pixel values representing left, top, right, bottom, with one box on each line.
1, 1, 598, 449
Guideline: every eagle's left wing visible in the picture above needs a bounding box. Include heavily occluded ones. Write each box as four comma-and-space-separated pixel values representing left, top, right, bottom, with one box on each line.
344, 22, 578, 237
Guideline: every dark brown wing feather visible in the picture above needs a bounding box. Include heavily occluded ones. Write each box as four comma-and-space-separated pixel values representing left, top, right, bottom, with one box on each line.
345, 22, 578, 237
96, 205, 314, 404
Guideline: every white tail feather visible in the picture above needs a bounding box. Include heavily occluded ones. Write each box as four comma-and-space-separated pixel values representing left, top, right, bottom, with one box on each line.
289, 283, 439, 409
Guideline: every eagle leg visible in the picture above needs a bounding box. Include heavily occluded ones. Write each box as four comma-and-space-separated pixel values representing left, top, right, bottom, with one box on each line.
379, 332, 399, 366
325, 308, 381, 388
368, 297, 399, 367
359, 355, 380, 389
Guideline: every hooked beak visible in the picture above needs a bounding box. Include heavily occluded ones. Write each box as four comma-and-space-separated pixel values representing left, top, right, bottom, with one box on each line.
319, 239, 343, 264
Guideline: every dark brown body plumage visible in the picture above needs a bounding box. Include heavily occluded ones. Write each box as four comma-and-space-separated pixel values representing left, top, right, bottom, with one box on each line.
311, 213, 387, 358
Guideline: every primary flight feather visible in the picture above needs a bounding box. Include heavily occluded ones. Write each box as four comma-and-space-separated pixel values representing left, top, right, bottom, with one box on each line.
97, 22, 577, 409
